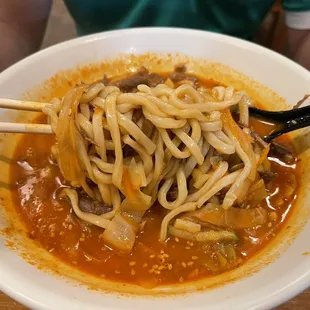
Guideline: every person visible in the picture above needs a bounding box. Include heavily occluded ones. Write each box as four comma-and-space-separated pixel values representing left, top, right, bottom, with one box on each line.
1, 0, 309, 71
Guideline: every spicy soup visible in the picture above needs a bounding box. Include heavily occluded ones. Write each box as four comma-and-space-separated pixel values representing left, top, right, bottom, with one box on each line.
9, 73, 298, 288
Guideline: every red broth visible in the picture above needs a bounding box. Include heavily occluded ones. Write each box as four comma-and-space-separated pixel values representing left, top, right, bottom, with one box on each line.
9, 76, 298, 287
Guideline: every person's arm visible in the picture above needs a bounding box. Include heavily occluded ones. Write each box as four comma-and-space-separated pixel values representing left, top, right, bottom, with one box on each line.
0, 0, 52, 71
287, 26, 310, 70
283, 1, 310, 70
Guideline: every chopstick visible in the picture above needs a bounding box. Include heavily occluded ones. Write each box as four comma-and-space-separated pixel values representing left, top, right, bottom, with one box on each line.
0, 98, 53, 134
0, 98, 48, 111
0, 122, 53, 134
1, 98, 310, 138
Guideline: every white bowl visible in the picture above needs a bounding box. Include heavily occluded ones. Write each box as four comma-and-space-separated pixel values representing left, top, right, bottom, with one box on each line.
0, 28, 310, 310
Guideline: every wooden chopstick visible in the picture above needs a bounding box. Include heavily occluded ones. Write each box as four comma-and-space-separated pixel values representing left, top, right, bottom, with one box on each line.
0, 98, 48, 111
0, 98, 52, 134
0, 122, 53, 134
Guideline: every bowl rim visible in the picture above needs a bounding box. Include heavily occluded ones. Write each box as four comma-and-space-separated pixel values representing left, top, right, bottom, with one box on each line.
0, 27, 309, 310
1, 27, 310, 81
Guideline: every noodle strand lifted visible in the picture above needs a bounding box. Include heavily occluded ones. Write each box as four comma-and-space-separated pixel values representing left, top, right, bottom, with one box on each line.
44, 71, 269, 254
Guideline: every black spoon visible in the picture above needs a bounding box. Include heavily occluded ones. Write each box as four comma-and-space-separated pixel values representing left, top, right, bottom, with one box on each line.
249, 104, 310, 143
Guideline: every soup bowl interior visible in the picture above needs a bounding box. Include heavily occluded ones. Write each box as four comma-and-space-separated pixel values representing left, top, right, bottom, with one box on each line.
0, 28, 309, 310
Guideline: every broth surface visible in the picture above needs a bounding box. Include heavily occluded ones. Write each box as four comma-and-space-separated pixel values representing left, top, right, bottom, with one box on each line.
9, 76, 299, 287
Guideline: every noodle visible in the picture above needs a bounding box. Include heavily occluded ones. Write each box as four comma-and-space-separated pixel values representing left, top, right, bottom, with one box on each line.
104, 91, 123, 189
64, 188, 111, 229
159, 202, 197, 242
43, 70, 266, 253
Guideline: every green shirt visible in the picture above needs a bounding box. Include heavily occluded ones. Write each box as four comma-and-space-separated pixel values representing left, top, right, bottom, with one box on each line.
64, 0, 310, 40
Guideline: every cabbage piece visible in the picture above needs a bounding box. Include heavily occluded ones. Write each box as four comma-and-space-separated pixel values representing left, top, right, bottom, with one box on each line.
102, 211, 142, 253
55, 86, 86, 185
102, 162, 152, 253
221, 109, 257, 207
174, 218, 201, 233
121, 164, 152, 212
221, 245, 237, 261
121, 190, 152, 212
222, 109, 256, 181
191, 204, 268, 229
201, 244, 241, 273
246, 179, 267, 207
168, 226, 238, 242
